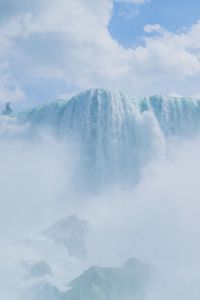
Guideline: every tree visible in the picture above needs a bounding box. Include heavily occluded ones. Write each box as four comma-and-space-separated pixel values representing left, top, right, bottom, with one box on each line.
2, 102, 12, 116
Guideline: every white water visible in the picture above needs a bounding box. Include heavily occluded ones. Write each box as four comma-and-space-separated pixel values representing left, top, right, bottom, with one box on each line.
19, 89, 200, 187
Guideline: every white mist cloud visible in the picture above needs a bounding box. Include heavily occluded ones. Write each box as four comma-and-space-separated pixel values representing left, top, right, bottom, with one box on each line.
0, 115, 200, 298
0, 117, 79, 239
85, 136, 200, 263
80, 137, 200, 298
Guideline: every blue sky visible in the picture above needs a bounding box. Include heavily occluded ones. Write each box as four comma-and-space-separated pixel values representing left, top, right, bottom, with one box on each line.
0, 0, 200, 109
110, 0, 200, 47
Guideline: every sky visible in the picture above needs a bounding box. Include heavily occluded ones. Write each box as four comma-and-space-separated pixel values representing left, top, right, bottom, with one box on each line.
110, 0, 200, 47
1, 0, 200, 109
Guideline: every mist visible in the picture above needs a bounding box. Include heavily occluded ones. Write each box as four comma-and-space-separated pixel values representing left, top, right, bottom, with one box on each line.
0, 116, 79, 239
0, 114, 200, 299
83, 137, 200, 299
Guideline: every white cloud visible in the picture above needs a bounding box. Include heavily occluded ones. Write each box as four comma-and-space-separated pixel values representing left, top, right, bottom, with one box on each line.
168, 92, 182, 98
115, 0, 148, 4
0, 0, 200, 104
0, 65, 25, 103
137, 22, 200, 79
144, 24, 164, 34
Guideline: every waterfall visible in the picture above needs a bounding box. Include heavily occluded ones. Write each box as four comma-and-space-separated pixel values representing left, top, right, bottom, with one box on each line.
18, 89, 200, 187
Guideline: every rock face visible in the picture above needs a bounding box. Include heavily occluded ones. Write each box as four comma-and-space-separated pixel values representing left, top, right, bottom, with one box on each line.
62, 258, 151, 300
41, 215, 88, 260
23, 261, 53, 280
19, 215, 89, 300
23, 258, 151, 300
24, 282, 61, 300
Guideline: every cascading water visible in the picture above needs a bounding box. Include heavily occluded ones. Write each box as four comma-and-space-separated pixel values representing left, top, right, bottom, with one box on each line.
18, 89, 200, 187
